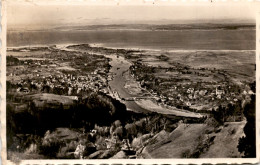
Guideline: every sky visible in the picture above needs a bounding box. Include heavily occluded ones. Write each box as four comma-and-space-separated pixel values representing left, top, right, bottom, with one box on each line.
7, 1, 256, 29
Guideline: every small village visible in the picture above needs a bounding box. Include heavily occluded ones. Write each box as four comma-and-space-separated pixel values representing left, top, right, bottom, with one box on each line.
129, 60, 252, 113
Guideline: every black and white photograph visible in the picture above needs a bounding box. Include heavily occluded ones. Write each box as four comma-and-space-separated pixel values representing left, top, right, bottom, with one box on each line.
2, 0, 259, 164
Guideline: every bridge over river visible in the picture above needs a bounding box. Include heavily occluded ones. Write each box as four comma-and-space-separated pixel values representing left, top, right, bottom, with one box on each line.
122, 96, 158, 101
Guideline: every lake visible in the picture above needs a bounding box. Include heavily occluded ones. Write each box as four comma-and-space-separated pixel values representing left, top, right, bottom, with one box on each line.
7, 29, 255, 50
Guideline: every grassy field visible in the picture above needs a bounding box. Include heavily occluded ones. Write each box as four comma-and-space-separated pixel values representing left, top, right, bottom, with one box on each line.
141, 121, 246, 158
200, 121, 246, 158
167, 51, 255, 82
27, 93, 76, 104
138, 50, 255, 82
142, 123, 212, 158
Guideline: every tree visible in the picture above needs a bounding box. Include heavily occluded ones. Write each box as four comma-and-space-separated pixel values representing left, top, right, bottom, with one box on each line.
238, 94, 256, 157
212, 105, 226, 125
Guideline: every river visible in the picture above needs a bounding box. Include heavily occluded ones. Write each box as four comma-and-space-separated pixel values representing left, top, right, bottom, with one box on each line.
41, 44, 203, 118
101, 51, 203, 118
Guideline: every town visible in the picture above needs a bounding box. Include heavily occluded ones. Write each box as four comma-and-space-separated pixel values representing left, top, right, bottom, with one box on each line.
7, 46, 113, 98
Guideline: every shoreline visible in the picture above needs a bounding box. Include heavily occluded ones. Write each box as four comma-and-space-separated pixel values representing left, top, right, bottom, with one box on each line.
7, 43, 255, 53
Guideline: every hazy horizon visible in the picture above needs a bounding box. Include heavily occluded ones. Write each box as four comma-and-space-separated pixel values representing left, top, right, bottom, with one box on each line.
7, 2, 256, 30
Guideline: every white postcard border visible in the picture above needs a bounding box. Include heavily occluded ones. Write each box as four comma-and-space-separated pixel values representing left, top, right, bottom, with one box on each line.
1, 0, 260, 164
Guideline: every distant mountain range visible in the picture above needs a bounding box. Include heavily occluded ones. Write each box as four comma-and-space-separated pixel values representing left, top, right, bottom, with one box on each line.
8, 23, 255, 32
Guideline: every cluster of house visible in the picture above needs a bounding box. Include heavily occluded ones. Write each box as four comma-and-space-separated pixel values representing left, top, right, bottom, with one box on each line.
15, 71, 110, 96
130, 62, 239, 109
20, 58, 52, 68
141, 79, 241, 110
